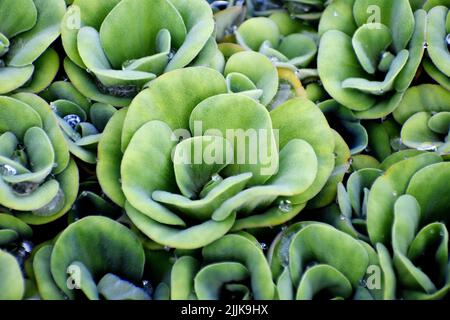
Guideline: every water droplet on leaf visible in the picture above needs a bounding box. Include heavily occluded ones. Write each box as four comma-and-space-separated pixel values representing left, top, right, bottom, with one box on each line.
20, 240, 33, 253
0, 164, 17, 176
142, 280, 153, 296
63, 114, 81, 129
278, 200, 292, 213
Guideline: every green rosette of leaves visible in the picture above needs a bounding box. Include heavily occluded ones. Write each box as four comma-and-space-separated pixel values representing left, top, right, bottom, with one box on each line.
168, 233, 275, 300
61, 0, 217, 107
364, 152, 450, 298
393, 84, 450, 155
0, 0, 65, 95
223, 51, 279, 106
389, 193, 450, 299
32, 216, 150, 300
366, 152, 443, 246
318, 0, 427, 119
235, 11, 318, 69
41, 81, 117, 164
268, 222, 396, 300
423, 5, 450, 90
0, 93, 79, 225
97, 67, 335, 249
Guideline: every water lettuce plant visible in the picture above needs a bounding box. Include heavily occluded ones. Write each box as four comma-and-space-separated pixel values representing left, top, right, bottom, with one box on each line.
0, 0, 65, 94
169, 233, 275, 300
393, 84, 450, 154
268, 221, 396, 300
97, 66, 335, 249
0, 94, 78, 225
32, 216, 149, 300
42, 81, 117, 164
318, 0, 426, 119
236, 12, 318, 69
62, 0, 217, 106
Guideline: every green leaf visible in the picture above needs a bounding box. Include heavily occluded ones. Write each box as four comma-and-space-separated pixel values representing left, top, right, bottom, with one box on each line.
202, 234, 275, 300
236, 17, 280, 51
99, 0, 186, 69
367, 153, 442, 245
16, 48, 59, 94
69, 261, 100, 300
296, 264, 353, 300
121, 120, 182, 226
211, 139, 318, 221
125, 201, 236, 250
6, 0, 65, 66
318, 30, 375, 111
0, 0, 37, 38
189, 94, 278, 187
277, 33, 317, 67
352, 23, 392, 75
170, 256, 200, 300
77, 26, 156, 87
427, 6, 450, 77
33, 245, 66, 300
172, 136, 233, 199
165, 0, 215, 71
271, 98, 335, 203
308, 130, 351, 208
0, 65, 34, 95
289, 224, 369, 287
64, 58, 132, 107
122, 67, 227, 150
352, 0, 414, 53
393, 85, 450, 124
50, 216, 145, 298
194, 262, 250, 300
406, 162, 450, 225
97, 108, 127, 207
0, 213, 32, 245
341, 50, 409, 95
224, 51, 278, 106
61, 0, 122, 68
0, 249, 25, 299
97, 273, 150, 300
